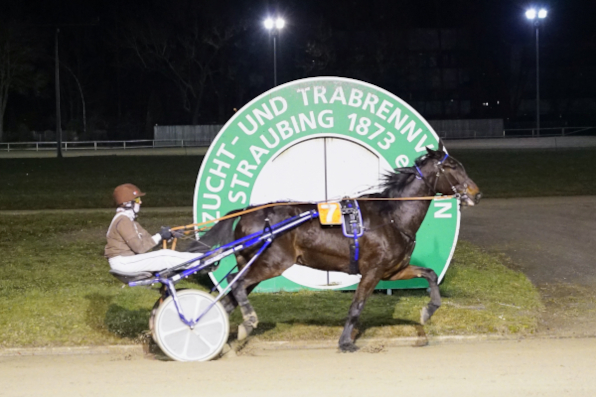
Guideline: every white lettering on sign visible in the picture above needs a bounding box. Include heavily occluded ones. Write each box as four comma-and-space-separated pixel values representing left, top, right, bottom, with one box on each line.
298, 111, 316, 130
318, 110, 334, 128
228, 190, 247, 205
209, 158, 230, 179
277, 120, 294, 139
376, 100, 393, 120
250, 145, 269, 164
257, 110, 335, 151
415, 135, 434, 152
230, 173, 250, 188
261, 129, 281, 148
253, 103, 274, 126
237, 97, 289, 135
433, 201, 452, 218
348, 89, 364, 107
329, 87, 347, 104
362, 93, 379, 114
387, 107, 410, 130
347, 114, 396, 151
202, 193, 221, 210
237, 160, 257, 178
314, 86, 328, 104
270, 96, 288, 116
216, 143, 235, 159
297, 87, 311, 105
395, 155, 409, 168
237, 115, 258, 135
206, 176, 224, 193
202, 211, 221, 223
400, 120, 422, 142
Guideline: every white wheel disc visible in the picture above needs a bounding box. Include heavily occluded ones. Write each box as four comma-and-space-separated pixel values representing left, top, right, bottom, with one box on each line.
153, 290, 229, 362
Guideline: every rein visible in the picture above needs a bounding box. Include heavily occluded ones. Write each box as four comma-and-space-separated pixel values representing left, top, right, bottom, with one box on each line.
171, 195, 455, 231
162, 157, 460, 248
162, 194, 456, 249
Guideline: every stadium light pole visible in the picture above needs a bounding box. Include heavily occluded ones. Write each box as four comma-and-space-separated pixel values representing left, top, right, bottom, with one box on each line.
525, 8, 547, 136
55, 28, 63, 158
264, 17, 285, 87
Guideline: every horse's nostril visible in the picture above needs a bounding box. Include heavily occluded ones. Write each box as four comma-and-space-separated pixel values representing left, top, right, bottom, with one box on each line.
475, 192, 483, 203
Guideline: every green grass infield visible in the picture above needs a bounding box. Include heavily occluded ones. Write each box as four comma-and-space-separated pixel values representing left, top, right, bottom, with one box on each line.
0, 210, 542, 348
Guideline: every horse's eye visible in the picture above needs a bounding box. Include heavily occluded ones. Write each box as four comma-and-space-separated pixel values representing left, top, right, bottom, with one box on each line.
445, 160, 457, 169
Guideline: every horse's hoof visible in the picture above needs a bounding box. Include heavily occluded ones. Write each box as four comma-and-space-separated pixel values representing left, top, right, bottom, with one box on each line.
247, 314, 259, 329
420, 307, 430, 324
339, 343, 359, 353
237, 323, 252, 341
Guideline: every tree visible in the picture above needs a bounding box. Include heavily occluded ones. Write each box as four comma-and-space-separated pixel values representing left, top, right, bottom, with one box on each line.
0, 22, 43, 141
119, 2, 244, 124
297, 19, 336, 77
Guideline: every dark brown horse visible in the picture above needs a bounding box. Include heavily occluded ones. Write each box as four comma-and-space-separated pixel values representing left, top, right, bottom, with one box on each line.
193, 147, 481, 352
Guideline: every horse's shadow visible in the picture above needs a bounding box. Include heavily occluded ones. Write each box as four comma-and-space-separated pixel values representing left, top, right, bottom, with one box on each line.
231, 293, 429, 346
84, 290, 430, 353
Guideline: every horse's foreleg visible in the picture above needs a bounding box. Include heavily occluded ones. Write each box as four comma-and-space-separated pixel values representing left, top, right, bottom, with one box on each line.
419, 268, 441, 324
338, 272, 381, 352
389, 265, 441, 324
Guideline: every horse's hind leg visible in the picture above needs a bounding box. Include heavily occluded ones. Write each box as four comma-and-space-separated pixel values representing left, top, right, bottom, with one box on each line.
227, 274, 259, 340
226, 251, 260, 340
389, 265, 441, 324
219, 294, 238, 315
227, 237, 298, 341
338, 271, 383, 352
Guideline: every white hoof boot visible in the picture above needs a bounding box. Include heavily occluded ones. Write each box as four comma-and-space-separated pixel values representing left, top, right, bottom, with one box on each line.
420, 307, 430, 325
238, 324, 249, 341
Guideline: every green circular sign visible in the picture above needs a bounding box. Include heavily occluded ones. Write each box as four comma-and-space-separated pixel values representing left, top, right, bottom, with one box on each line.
194, 77, 459, 292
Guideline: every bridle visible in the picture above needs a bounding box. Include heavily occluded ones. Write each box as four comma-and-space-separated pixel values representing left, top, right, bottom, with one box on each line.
413, 153, 468, 201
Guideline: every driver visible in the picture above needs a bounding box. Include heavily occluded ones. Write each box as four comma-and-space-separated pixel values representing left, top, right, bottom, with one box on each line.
105, 183, 199, 273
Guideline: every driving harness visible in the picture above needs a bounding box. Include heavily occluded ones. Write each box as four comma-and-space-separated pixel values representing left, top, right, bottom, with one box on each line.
336, 153, 455, 276
340, 199, 364, 275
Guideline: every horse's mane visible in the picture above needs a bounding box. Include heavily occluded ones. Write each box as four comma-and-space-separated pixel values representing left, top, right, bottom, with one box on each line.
378, 154, 431, 197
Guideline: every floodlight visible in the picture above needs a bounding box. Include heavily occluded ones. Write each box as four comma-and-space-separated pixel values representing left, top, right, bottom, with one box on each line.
525, 9, 537, 20
525, 7, 550, 136
275, 18, 285, 29
264, 18, 274, 30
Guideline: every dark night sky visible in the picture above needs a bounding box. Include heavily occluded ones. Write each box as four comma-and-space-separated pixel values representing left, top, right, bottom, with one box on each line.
1, 0, 595, 140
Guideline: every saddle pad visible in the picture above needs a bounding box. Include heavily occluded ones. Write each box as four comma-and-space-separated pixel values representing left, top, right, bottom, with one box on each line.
317, 202, 343, 225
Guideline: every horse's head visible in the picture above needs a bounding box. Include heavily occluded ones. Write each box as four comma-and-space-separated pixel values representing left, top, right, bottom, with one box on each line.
418, 146, 482, 206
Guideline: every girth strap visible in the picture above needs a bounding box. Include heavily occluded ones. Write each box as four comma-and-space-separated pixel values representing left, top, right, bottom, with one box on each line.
348, 232, 360, 275
341, 200, 364, 275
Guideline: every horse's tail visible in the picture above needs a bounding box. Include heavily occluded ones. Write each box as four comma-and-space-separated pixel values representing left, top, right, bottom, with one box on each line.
187, 209, 243, 253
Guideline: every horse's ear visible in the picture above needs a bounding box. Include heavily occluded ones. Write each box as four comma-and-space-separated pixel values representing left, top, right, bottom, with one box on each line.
437, 139, 444, 152
426, 146, 438, 157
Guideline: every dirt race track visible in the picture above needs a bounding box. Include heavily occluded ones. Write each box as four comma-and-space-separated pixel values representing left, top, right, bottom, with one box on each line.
459, 196, 596, 286
459, 196, 596, 336
2, 338, 596, 397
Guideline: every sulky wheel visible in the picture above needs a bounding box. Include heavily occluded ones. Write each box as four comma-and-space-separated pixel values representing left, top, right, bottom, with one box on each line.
153, 289, 229, 362
149, 286, 171, 338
